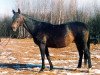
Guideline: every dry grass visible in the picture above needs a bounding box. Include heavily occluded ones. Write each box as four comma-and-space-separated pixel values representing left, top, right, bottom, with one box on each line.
0, 38, 100, 75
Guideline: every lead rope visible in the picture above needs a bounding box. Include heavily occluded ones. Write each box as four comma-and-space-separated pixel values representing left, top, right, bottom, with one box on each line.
0, 31, 14, 48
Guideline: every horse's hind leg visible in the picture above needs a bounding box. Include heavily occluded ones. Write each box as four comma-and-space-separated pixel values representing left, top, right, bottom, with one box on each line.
39, 43, 46, 71
75, 40, 84, 68
84, 42, 92, 69
84, 35, 90, 67
45, 46, 53, 70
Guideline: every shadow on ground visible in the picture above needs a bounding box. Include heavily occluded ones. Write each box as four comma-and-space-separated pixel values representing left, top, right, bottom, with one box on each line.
0, 63, 88, 73
0, 63, 41, 70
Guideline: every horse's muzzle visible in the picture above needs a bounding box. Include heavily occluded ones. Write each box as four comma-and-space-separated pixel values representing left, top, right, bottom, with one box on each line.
12, 27, 17, 32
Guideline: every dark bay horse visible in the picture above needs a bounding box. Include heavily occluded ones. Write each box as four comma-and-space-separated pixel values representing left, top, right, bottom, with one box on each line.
11, 9, 92, 71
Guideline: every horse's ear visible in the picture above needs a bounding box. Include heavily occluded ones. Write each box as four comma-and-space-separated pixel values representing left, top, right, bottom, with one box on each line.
18, 8, 21, 14
12, 10, 15, 14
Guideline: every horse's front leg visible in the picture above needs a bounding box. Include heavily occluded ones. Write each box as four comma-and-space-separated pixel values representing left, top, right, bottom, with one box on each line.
45, 46, 53, 70
39, 43, 46, 72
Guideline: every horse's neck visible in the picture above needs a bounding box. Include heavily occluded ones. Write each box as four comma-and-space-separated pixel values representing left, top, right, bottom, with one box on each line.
23, 16, 40, 36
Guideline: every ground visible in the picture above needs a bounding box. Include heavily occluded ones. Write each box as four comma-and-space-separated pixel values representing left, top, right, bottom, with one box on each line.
0, 38, 100, 75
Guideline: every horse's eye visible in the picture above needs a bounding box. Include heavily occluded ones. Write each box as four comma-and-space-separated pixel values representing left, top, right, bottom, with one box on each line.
16, 21, 18, 23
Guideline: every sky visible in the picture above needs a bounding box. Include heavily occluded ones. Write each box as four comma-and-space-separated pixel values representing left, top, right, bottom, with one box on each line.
0, 0, 99, 18
0, 0, 15, 17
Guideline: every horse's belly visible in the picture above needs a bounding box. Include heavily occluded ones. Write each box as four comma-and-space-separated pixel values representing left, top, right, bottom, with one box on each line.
47, 32, 74, 48
47, 38, 67, 48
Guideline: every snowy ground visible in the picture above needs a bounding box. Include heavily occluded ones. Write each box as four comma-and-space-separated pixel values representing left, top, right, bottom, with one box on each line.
0, 38, 100, 75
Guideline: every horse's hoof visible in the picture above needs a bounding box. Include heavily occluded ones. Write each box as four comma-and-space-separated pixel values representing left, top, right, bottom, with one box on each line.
39, 70, 43, 73
39, 69, 44, 73
50, 69, 53, 71
50, 66, 53, 71
75, 68, 80, 71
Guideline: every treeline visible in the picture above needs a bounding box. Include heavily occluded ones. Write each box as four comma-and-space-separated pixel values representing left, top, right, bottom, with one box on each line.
0, 17, 11, 37
0, 0, 100, 41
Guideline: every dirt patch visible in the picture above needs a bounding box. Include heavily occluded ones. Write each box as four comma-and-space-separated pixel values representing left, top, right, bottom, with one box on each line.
0, 38, 100, 75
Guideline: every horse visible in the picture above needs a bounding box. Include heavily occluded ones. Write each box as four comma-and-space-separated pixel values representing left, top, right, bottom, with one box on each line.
11, 9, 92, 72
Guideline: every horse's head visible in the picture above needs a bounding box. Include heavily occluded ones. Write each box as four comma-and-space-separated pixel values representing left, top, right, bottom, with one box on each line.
11, 8, 24, 32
